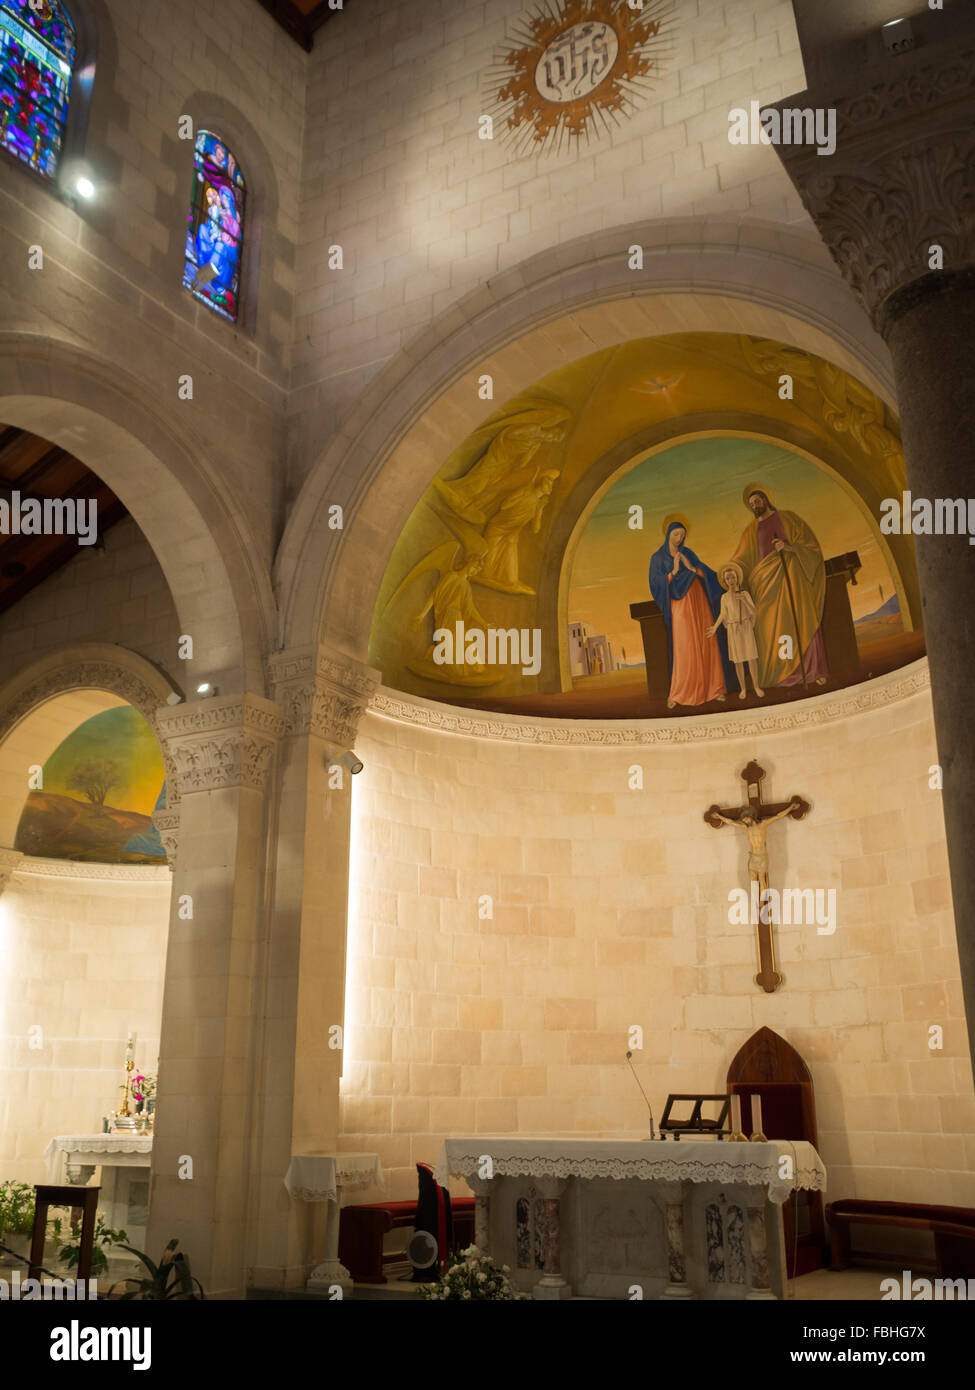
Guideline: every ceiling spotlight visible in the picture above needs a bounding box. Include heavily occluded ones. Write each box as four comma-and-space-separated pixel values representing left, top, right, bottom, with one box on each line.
881, 18, 913, 55
75, 176, 95, 198
331, 750, 364, 776
196, 682, 218, 697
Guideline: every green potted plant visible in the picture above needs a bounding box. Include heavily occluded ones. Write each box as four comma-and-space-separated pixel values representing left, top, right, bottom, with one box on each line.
107, 1238, 204, 1300
49, 1213, 128, 1278
0, 1181, 35, 1267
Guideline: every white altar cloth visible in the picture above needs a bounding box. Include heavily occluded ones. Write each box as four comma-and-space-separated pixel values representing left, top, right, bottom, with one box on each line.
283, 1152, 384, 1205
45, 1134, 153, 1182
435, 1137, 825, 1205
284, 1152, 384, 1290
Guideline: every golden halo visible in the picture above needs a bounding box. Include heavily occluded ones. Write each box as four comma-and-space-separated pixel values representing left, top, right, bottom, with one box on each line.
742, 482, 774, 507
719, 561, 744, 588
662, 512, 691, 538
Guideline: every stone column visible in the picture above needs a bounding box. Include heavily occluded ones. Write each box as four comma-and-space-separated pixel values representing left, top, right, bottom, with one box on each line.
248, 644, 379, 1288
532, 1178, 571, 1300
660, 1185, 694, 1299
769, 42, 975, 1078
745, 1204, 777, 1300
466, 1174, 492, 1254
145, 693, 283, 1299
0, 847, 23, 895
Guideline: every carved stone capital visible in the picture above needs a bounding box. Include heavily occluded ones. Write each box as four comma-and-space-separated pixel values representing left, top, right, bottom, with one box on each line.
0, 847, 24, 895
769, 45, 975, 334
268, 644, 380, 748
151, 807, 180, 867
155, 694, 284, 794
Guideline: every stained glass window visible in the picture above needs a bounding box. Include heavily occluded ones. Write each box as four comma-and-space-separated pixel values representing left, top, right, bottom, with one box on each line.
183, 130, 246, 324
0, 0, 76, 180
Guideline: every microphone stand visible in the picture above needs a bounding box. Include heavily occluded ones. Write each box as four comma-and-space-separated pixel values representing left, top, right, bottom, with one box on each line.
625, 1051, 656, 1139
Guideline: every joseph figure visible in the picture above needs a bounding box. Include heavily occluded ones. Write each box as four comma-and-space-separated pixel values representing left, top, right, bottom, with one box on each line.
730, 484, 828, 689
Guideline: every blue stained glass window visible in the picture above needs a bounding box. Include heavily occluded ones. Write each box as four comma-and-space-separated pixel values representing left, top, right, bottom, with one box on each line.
183, 130, 246, 324
0, 0, 76, 180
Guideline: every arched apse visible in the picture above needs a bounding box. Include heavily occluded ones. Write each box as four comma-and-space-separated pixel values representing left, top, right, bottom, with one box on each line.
0, 339, 275, 694
0, 642, 178, 850
276, 219, 898, 662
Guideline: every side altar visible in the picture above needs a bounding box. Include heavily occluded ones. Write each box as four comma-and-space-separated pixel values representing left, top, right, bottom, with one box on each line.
45, 1134, 153, 1250
435, 1137, 826, 1300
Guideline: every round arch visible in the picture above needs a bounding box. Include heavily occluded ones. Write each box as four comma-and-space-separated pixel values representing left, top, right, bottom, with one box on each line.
0, 641, 178, 849
276, 218, 897, 659
0, 338, 274, 693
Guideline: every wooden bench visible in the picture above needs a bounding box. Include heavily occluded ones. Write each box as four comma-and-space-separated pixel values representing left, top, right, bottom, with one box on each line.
338, 1198, 475, 1284
827, 1199, 975, 1278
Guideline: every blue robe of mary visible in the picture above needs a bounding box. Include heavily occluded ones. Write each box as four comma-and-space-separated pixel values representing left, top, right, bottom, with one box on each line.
647, 522, 738, 693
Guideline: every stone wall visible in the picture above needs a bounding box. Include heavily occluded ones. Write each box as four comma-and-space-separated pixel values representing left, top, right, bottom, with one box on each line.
289, 0, 811, 487
0, 517, 180, 679
0, 868, 170, 1182
341, 666, 975, 1207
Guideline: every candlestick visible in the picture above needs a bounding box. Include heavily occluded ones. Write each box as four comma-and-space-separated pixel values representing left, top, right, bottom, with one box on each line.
750, 1093, 767, 1142
728, 1092, 747, 1141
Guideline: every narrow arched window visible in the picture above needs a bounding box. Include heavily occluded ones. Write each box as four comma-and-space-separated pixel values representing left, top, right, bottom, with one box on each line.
183, 130, 246, 323
0, 0, 76, 180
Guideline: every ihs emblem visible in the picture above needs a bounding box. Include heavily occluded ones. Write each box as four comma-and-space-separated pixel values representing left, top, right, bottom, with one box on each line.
486, 0, 673, 155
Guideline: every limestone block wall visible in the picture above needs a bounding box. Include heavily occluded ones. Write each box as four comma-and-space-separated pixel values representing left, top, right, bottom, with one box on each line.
0, 517, 181, 680
0, 869, 171, 1182
341, 666, 975, 1207
290, 0, 811, 483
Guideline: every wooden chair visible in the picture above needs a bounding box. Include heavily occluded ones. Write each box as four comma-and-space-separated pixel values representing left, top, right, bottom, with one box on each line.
727, 1027, 826, 1276
30, 1184, 100, 1282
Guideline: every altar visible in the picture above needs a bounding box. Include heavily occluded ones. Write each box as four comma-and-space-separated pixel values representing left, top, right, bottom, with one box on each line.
45, 1134, 153, 1249
435, 1137, 826, 1300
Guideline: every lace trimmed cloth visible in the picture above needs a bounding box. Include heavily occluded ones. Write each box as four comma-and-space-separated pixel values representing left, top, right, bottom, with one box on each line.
283, 1152, 385, 1204
45, 1134, 153, 1180
434, 1138, 825, 1207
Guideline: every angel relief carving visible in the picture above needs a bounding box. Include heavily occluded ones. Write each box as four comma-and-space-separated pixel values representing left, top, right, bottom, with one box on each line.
388, 404, 571, 686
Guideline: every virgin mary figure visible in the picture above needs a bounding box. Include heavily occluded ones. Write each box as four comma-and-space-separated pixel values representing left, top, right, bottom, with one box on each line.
648, 516, 736, 708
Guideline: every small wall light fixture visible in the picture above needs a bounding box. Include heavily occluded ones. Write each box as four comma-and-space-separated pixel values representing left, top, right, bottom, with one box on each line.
331, 750, 364, 775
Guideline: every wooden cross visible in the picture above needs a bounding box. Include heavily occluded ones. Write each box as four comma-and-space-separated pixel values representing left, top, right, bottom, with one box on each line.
704, 761, 809, 993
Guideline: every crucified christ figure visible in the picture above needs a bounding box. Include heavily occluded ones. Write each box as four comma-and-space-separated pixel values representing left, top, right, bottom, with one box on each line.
709, 797, 802, 902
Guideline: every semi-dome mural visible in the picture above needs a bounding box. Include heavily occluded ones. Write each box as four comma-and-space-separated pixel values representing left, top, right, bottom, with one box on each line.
370, 332, 922, 718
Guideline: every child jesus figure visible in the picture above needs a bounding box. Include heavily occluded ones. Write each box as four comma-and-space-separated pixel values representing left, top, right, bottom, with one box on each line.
706, 562, 764, 700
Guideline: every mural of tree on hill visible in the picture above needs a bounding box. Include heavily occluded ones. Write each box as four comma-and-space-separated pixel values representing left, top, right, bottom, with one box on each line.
14, 707, 167, 864
65, 758, 120, 811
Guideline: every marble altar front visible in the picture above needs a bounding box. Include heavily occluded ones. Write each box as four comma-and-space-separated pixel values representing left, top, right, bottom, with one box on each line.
435, 1137, 826, 1300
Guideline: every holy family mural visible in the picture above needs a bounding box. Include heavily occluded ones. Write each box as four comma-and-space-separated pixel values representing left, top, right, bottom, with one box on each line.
648, 485, 827, 709
371, 334, 922, 718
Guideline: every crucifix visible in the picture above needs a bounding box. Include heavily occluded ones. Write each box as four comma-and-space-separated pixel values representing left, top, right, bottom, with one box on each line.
704, 761, 809, 993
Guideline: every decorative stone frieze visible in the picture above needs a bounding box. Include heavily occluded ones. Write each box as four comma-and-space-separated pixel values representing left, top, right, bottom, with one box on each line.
268, 644, 381, 748
768, 46, 975, 333
369, 660, 930, 746
155, 694, 284, 794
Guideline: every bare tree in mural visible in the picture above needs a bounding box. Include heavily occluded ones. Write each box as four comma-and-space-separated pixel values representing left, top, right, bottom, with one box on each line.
66, 759, 120, 812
